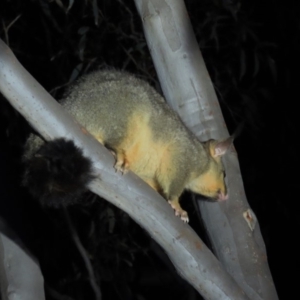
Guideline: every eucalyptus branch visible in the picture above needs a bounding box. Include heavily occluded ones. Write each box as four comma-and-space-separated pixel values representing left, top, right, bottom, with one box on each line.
134, 1, 278, 299
0, 38, 249, 300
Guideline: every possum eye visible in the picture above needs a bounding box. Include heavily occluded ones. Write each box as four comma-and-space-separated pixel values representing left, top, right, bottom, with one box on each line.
222, 171, 226, 178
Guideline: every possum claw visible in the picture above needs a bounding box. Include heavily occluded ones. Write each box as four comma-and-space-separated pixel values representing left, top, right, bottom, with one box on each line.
114, 158, 129, 174
180, 212, 189, 223
168, 200, 189, 223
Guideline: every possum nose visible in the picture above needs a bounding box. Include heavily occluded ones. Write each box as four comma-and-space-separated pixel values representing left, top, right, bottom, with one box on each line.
217, 191, 228, 201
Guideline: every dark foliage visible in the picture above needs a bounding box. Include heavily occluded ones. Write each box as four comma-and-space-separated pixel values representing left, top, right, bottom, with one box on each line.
0, 0, 299, 299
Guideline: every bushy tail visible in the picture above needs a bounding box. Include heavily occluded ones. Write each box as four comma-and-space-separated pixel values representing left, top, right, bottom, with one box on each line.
23, 138, 94, 207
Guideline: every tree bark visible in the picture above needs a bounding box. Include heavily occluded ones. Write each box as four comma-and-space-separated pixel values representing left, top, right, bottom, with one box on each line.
134, 1, 278, 300
0, 218, 45, 300
0, 38, 250, 299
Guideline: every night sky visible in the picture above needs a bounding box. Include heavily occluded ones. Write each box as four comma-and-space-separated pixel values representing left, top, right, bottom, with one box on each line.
1, 0, 299, 299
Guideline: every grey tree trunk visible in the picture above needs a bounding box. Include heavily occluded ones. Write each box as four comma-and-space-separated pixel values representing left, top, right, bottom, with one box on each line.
0, 218, 45, 300
134, 1, 278, 300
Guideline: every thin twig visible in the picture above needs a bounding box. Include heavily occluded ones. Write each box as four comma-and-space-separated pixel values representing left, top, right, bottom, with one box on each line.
63, 208, 102, 300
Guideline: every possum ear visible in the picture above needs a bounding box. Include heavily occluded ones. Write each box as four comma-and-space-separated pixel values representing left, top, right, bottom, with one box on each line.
209, 122, 244, 157
210, 137, 234, 158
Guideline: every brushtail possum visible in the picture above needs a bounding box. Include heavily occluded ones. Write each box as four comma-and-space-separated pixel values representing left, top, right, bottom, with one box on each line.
23, 70, 233, 222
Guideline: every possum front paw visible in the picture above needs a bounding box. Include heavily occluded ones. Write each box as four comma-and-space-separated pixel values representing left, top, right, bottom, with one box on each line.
113, 152, 130, 174
168, 199, 189, 223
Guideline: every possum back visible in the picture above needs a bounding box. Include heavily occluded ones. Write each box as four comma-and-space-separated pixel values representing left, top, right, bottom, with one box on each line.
61, 70, 194, 147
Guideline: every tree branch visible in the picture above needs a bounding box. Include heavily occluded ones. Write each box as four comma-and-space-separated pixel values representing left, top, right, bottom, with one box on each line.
133, 1, 278, 299
0, 38, 249, 299
0, 218, 45, 300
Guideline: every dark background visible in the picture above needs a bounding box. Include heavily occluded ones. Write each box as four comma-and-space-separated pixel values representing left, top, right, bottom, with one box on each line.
0, 0, 299, 299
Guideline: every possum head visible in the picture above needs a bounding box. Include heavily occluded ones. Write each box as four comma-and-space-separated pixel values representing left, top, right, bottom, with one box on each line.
187, 137, 233, 201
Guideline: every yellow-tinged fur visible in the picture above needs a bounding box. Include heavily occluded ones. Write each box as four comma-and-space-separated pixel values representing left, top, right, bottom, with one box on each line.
25, 70, 233, 222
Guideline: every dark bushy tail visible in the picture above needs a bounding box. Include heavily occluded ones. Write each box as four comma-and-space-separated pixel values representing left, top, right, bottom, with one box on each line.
23, 138, 94, 207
